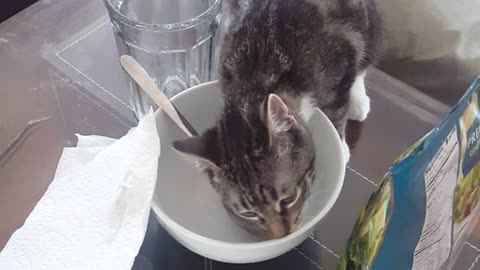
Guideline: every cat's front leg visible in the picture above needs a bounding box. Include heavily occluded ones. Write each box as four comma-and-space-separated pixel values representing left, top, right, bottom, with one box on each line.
337, 121, 350, 162
348, 71, 370, 121
342, 138, 351, 162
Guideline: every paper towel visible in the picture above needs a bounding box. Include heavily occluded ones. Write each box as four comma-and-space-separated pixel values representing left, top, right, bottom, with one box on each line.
0, 111, 161, 270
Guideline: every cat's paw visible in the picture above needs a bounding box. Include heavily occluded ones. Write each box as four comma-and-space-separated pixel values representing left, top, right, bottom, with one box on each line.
348, 72, 370, 121
348, 93, 370, 121
342, 139, 350, 163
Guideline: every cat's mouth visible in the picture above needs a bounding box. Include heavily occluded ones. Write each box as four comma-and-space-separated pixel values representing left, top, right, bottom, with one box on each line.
265, 213, 303, 239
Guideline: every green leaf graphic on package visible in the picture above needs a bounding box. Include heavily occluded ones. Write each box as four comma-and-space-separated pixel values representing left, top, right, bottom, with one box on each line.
338, 178, 391, 270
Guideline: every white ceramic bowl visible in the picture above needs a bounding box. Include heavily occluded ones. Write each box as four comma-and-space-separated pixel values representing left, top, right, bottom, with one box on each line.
151, 81, 345, 263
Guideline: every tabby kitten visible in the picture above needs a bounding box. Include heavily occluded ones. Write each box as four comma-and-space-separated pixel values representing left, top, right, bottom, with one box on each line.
174, 0, 382, 239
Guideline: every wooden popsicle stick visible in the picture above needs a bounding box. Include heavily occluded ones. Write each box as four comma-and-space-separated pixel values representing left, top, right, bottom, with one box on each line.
120, 55, 193, 137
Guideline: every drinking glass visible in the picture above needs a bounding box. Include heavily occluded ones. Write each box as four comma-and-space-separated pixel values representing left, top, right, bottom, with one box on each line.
104, 0, 221, 119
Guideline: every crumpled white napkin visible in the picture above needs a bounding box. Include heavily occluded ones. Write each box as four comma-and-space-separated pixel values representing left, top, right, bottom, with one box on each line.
0, 111, 160, 270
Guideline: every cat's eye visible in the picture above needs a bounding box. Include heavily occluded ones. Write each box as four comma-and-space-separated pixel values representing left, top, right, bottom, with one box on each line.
280, 196, 296, 206
239, 211, 259, 220
279, 187, 301, 209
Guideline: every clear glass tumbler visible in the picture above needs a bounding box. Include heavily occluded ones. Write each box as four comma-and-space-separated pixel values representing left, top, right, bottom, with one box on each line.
104, 0, 221, 119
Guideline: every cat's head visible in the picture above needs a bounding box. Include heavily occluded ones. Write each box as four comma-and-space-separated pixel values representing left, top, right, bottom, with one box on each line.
173, 94, 316, 239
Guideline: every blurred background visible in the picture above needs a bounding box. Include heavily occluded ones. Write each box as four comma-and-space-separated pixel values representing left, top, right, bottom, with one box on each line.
377, 0, 480, 105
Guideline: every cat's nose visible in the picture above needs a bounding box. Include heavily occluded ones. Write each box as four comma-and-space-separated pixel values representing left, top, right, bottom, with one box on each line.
287, 213, 300, 233
268, 222, 288, 239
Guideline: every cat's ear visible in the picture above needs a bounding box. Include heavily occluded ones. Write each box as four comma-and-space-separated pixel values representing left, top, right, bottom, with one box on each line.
266, 94, 297, 136
173, 129, 220, 170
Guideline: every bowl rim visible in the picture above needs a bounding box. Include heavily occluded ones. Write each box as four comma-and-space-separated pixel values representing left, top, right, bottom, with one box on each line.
152, 80, 346, 250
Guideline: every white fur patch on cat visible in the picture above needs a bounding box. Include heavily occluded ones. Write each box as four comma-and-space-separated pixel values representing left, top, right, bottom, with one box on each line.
348, 71, 370, 121
299, 95, 316, 123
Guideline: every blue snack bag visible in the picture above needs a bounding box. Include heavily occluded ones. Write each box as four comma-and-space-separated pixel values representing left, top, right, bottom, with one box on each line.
339, 77, 480, 270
